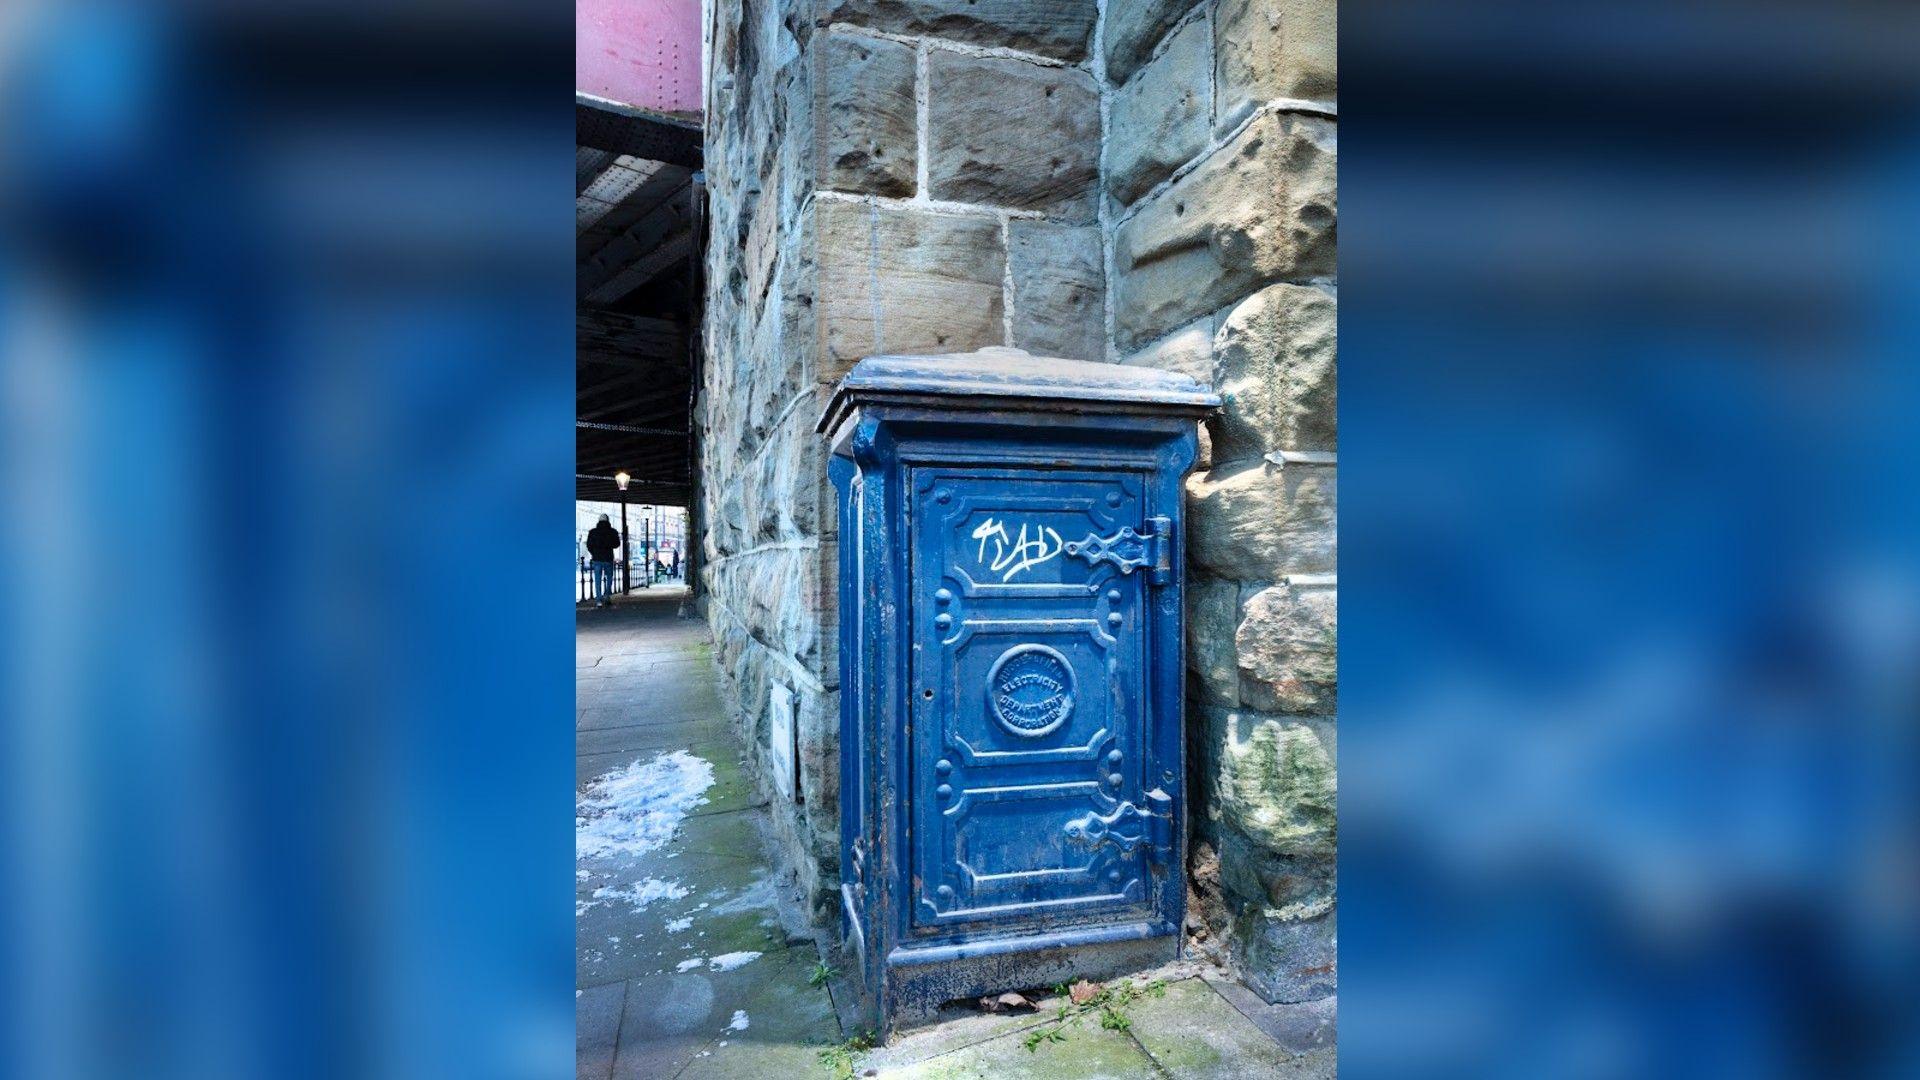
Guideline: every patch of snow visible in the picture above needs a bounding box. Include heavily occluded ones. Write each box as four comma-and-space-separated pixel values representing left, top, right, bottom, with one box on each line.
666, 917, 693, 933
576, 750, 715, 861
588, 878, 690, 912
706, 951, 762, 972
726, 1010, 749, 1031
676, 957, 706, 972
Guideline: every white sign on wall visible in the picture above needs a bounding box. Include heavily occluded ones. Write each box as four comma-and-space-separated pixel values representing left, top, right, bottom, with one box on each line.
769, 682, 798, 802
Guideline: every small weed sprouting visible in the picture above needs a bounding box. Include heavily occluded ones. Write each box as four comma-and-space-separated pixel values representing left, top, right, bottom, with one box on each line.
1022, 1026, 1070, 1053
817, 1030, 875, 1079
807, 960, 839, 988
1019, 978, 1163, 1055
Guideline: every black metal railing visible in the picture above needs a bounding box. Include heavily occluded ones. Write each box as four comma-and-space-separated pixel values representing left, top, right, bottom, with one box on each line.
578, 555, 688, 605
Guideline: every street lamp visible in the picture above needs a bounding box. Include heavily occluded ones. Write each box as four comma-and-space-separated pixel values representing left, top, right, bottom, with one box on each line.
614, 471, 631, 596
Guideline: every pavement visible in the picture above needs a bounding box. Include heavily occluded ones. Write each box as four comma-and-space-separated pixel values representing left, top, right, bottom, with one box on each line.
577, 589, 1336, 1079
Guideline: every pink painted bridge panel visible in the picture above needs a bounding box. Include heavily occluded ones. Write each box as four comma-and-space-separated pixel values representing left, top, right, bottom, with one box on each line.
578, 0, 702, 119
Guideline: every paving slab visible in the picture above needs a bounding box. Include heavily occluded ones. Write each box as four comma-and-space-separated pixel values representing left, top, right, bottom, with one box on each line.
1202, 974, 1337, 1054
608, 947, 817, 1080
577, 691, 724, 730
577, 849, 786, 986
672, 947, 844, 1080
574, 718, 733, 759
575, 981, 626, 1080
1124, 976, 1334, 1079
876, 1008, 1160, 1080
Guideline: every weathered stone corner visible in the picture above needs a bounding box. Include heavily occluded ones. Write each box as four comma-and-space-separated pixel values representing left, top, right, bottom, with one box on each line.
1112, 111, 1337, 352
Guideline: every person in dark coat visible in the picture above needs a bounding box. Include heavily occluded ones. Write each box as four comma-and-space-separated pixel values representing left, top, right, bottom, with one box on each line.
585, 514, 620, 607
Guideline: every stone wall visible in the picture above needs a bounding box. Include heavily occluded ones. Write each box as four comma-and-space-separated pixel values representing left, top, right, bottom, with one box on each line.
698, 0, 1111, 923
1104, 0, 1336, 1004
699, 0, 1335, 1003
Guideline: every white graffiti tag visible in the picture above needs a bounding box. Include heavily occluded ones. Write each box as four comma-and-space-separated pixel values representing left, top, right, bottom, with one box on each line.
970, 517, 1066, 581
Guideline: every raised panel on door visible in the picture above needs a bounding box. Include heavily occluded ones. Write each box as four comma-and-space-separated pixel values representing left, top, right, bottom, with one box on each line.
907, 466, 1160, 933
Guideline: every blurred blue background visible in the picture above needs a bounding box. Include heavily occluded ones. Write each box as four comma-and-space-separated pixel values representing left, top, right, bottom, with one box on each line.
1342, 1, 1920, 1076
0, 3, 571, 1079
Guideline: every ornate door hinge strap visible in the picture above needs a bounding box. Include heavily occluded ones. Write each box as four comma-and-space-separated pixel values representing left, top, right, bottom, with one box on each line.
1063, 788, 1175, 859
1065, 515, 1174, 584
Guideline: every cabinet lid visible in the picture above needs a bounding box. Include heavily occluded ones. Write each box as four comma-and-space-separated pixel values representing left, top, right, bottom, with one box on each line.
817, 347, 1220, 434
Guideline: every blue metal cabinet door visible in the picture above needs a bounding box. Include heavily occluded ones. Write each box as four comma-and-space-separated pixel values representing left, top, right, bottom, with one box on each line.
907, 466, 1171, 935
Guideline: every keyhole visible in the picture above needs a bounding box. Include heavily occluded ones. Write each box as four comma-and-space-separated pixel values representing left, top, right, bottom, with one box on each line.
923, 689, 934, 700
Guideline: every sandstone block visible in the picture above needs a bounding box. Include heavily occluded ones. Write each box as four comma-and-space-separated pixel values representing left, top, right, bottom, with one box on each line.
817, 0, 1097, 61
1007, 220, 1105, 361
1236, 581, 1336, 714
1122, 316, 1217, 466
1213, 282, 1336, 462
1214, 716, 1335, 855
927, 52, 1098, 219
1186, 575, 1241, 705
1113, 112, 1336, 351
1185, 460, 1334, 581
1120, 314, 1213, 384
815, 30, 917, 196
1216, 0, 1335, 131
815, 199, 1006, 366
1106, 13, 1209, 206
1104, 0, 1204, 85
1237, 901, 1336, 1004
1216, 829, 1335, 919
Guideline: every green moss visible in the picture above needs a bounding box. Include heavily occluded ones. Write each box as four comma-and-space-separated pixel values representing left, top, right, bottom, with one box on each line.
1141, 1035, 1224, 1074
1219, 721, 1336, 856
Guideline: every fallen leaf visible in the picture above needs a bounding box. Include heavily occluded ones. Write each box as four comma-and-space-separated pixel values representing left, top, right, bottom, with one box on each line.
996, 991, 1032, 1011
1069, 978, 1100, 1005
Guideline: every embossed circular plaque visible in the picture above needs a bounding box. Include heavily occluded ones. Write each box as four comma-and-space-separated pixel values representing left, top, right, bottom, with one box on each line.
986, 645, 1075, 737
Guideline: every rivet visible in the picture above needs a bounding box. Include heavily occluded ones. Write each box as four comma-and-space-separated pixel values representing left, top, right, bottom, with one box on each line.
1107, 588, 1122, 604
1107, 612, 1122, 627
1108, 772, 1123, 787
1106, 491, 1122, 507
936, 884, 954, 899
936, 489, 951, 504
937, 784, 952, 799
1107, 749, 1123, 766
1108, 869, 1122, 884
934, 588, 953, 604
936, 758, 953, 775
934, 613, 952, 630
